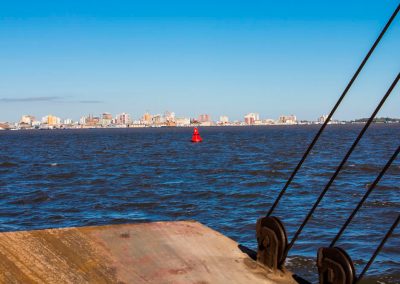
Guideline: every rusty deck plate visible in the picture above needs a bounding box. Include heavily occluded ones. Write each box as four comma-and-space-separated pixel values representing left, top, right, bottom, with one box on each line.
0, 221, 296, 283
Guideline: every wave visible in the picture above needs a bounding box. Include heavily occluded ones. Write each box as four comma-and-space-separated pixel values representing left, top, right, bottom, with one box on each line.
0, 162, 18, 168
10, 191, 50, 205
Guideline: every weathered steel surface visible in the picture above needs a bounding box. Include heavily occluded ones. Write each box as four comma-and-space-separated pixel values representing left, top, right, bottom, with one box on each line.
0, 221, 296, 283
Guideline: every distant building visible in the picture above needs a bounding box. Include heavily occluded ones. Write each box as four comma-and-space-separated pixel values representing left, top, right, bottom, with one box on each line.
20, 115, 35, 126
79, 116, 87, 125
32, 121, 41, 128
101, 113, 113, 126
175, 117, 191, 126
164, 111, 175, 122
198, 114, 210, 123
263, 119, 275, 125
190, 118, 200, 125
219, 116, 229, 124
0, 122, 9, 130
42, 115, 61, 126
152, 114, 163, 125
115, 113, 131, 125
84, 114, 100, 126
63, 119, 73, 125
102, 113, 112, 120
142, 112, 152, 125
318, 115, 328, 124
279, 115, 297, 124
244, 113, 259, 125
200, 121, 213, 126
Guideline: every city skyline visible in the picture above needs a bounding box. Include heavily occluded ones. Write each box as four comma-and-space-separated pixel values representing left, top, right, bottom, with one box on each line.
1, 1, 399, 122
2, 109, 399, 131
5, 111, 301, 126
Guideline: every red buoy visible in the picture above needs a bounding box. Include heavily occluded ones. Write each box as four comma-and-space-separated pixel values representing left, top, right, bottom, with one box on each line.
191, 127, 202, 143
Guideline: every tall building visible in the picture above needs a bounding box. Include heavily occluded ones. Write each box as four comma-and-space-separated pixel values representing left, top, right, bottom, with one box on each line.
142, 112, 152, 125
164, 111, 176, 122
116, 113, 131, 125
152, 114, 163, 125
101, 113, 113, 126
198, 114, 210, 123
102, 113, 113, 120
85, 114, 100, 126
20, 115, 35, 126
42, 115, 61, 125
244, 113, 259, 125
79, 116, 87, 125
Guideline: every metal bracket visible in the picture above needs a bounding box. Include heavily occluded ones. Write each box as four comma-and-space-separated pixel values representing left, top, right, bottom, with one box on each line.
256, 216, 288, 270
317, 247, 356, 284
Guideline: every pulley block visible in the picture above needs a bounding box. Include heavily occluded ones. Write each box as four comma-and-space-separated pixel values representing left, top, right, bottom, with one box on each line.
317, 247, 356, 284
256, 216, 288, 270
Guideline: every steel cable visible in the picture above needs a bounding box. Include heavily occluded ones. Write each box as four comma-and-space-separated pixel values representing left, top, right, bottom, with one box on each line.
330, 145, 400, 247
267, 3, 400, 217
357, 214, 400, 282
287, 72, 400, 251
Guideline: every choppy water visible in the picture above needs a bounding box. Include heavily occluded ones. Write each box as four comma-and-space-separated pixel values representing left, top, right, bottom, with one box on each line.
0, 125, 399, 283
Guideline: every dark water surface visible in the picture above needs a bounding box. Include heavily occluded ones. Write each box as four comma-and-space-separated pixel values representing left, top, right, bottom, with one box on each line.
0, 125, 399, 283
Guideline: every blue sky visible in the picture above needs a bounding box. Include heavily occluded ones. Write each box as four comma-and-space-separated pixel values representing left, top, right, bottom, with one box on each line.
0, 1, 399, 122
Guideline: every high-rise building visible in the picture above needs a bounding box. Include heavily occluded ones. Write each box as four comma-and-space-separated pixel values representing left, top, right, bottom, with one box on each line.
116, 113, 131, 125
79, 116, 87, 125
142, 112, 152, 125
101, 113, 113, 126
152, 114, 163, 125
244, 113, 259, 125
198, 114, 210, 123
20, 115, 35, 125
102, 113, 113, 120
82, 114, 100, 126
42, 115, 61, 125
164, 111, 176, 122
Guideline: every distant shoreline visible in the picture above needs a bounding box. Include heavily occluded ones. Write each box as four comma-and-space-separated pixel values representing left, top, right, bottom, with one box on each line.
1, 120, 399, 131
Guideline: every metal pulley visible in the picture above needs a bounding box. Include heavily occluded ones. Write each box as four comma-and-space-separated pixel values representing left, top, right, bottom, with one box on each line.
256, 216, 288, 270
317, 247, 356, 284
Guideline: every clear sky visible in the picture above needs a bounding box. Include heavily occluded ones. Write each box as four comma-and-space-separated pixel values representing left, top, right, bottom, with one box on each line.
0, 0, 399, 122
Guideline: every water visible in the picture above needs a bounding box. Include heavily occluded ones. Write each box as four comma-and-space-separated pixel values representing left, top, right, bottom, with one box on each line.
0, 124, 399, 283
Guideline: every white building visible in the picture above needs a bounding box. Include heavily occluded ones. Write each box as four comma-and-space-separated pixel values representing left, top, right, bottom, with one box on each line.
318, 115, 328, 124
219, 116, 229, 124
20, 115, 35, 125
152, 114, 164, 125
175, 117, 191, 127
32, 121, 41, 127
164, 111, 176, 122
79, 116, 87, 125
115, 113, 131, 125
